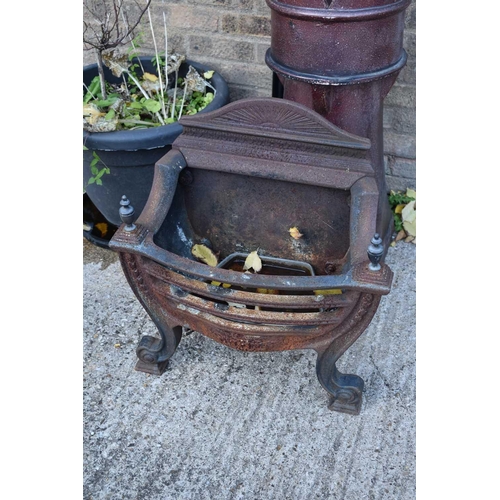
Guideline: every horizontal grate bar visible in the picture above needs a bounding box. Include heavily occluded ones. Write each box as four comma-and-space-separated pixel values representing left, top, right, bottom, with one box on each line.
145, 260, 358, 310
151, 281, 349, 327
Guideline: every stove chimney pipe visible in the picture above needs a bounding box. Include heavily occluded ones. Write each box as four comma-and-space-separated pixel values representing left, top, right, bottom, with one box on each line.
266, 0, 411, 244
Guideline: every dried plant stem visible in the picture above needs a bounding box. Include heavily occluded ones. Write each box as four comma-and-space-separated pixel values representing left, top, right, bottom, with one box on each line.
163, 12, 169, 117
121, 67, 166, 125
122, 75, 130, 98
95, 48, 108, 100
171, 69, 179, 120
205, 80, 217, 97
83, 82, 97, 100
106, 59, 166, 126
120, 1, 145, 74
147, 7, 167, 121
178, 81, 188, 120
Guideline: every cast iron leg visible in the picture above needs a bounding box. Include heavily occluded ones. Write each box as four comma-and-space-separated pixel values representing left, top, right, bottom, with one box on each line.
315, 293, 381, 415
316, 351, 364, 415
118, 253, 183, 376
135, 320, 182, 375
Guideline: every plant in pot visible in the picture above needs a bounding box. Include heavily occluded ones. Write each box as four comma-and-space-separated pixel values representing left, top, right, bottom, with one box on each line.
83, 0, 229, 248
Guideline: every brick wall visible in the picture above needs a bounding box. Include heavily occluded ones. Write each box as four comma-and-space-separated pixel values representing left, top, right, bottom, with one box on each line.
83, 0, 416, 191
384, 1, 416, 191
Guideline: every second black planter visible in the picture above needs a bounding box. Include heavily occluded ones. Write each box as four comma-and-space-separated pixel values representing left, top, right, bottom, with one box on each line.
83, 57, 230, 227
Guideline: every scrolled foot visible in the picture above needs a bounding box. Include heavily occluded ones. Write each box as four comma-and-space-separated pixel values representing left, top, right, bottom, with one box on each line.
327, 373, 364, 415
135, 335, 169, 375
317, 351, 365, 415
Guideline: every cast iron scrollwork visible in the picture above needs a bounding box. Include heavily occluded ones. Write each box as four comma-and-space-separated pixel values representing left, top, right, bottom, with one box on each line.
135, 321, 182, 376
317, 359, 364, 415
119, 253, 183, 375
316, 293, 380, 415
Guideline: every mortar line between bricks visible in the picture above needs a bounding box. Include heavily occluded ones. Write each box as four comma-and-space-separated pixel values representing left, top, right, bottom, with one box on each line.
187, 33, 269, 44
229, 82, 270, 91
193, 55, 270, 66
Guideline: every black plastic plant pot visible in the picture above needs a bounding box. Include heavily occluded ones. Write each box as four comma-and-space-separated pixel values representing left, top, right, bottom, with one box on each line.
83, 193, 119, 249
83, 57, 230, 227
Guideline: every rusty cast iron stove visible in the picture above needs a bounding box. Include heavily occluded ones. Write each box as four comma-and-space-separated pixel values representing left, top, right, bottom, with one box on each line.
109, 0, 409, 415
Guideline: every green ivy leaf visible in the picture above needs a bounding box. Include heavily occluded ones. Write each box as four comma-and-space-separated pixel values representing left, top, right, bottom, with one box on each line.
90, 151, 101, 169
84, 76, 101, 103
143, 99, 161, 113
393, 214, 403, 232
94, 97, 119, 108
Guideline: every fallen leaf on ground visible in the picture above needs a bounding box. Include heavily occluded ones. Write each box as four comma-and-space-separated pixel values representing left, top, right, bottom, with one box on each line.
394, 204, 406, 214
289, 227, 303, 239
243, 251, 262, 272
192, 244, 218, 266
395, 229, 406, 242
402, 200, 416, 237
406, 188, 416, 200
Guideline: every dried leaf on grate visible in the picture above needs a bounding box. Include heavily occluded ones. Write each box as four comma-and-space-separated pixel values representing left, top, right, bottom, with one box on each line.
288, 226, 303, 239
243, 251, 262, 273
191, 244, 218, 267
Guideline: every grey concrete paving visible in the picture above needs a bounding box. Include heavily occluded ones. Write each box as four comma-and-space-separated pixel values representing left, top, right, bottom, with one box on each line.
83, 239, 416, 500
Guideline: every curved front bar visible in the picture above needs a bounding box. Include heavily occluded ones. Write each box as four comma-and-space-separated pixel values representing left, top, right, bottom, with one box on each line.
111, 227, 392, 295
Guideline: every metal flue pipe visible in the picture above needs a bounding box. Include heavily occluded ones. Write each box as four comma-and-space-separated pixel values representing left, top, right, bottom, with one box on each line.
266, 0, 411, 244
